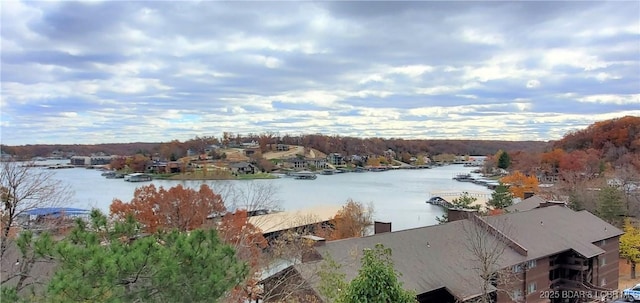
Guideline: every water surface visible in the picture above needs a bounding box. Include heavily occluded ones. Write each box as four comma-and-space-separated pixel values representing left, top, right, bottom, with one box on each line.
47, 163, 490, 231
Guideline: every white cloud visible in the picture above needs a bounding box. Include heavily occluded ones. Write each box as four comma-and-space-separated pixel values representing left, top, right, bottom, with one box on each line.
390, 65, 434, 77
594, 72, 621, 82
60, 112, 78, 118
543, 49, 608, 71
577, 94, 640, 105
1, 1, 638, 144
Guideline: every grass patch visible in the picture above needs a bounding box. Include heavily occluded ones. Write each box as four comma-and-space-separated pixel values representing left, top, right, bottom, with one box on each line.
236, 173, 279, 180
167, 170, 235, 180
152, 173, 179, 180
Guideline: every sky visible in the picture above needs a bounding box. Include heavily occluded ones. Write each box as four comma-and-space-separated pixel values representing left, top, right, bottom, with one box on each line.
1, 1, 639, 145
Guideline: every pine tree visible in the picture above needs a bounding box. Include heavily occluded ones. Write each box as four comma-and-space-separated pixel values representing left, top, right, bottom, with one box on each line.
435, 192, 480, 224
497, 151, 511, 169
46, 210, 247, 303
597, 186, 625, 226
335, 244, 416, 303
487, 183, 513, 209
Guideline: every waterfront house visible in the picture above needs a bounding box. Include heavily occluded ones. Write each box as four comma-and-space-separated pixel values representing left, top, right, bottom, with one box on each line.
276, 144, 290, 151
306, 158, 327, 169
282, 157, 327, 170
284, 158, 307, 170
70, 155, 113, 166
327, 153, 344, 166
261, 204, 622, 303
230, 162, 256, 174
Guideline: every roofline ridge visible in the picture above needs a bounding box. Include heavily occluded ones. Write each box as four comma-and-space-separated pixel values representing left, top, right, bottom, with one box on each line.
470, 214, 528, 256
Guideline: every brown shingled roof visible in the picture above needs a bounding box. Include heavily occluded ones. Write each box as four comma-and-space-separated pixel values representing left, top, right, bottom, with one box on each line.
306, 204, 622, 301
504, 195, 546, 212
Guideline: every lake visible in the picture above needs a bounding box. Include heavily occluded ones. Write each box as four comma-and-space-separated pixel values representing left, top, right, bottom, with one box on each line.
46, 163, 491, 232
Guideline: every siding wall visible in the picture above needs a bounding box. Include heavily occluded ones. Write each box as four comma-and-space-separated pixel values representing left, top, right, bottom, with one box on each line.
527, 256, 551, 303
595, 236, 620, 289
496, 257, 551, 303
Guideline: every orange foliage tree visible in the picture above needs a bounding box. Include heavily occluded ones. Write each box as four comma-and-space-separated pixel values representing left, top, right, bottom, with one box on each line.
509, 151, 541, 175
500, 171, 539, 199
327, 199, 373, 240
217, 209, 268, 302
125, 154, 150, 172
110, 184, 225, 233
541, 148, 566, 172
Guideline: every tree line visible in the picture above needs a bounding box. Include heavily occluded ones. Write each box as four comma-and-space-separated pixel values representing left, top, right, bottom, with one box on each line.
1, 135, 548, 161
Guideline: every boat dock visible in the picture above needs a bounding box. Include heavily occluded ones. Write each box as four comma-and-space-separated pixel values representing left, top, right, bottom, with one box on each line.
452, 173, 501, 190
288, 171, 317, 180
427, 191, 491, 209
426, 196, 454, 208
47, 164, 75, 169
124, 173, 152, 182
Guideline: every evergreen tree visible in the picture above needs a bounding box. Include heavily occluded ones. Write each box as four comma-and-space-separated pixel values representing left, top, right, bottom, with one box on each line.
46, 210, 247, 303
435, 192, 480, 224
497, 151, 511, 169
487, 183, 513, 209
596, 186, 625, 226
337, 244, 416, 303
567, 192, 584, 211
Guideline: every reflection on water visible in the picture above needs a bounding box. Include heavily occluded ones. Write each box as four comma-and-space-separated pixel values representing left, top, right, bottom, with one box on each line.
44, 162, 490, 231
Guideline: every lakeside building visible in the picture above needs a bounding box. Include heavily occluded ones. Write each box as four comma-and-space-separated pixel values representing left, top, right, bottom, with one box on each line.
69, 155, 113, 166
261, 202, 622, 303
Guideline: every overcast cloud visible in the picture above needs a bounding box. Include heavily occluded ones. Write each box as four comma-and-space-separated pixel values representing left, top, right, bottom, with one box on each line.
1, 1, 639, 145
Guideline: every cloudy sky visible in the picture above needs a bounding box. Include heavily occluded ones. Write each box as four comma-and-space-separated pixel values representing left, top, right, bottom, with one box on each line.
1, 1, 639, 145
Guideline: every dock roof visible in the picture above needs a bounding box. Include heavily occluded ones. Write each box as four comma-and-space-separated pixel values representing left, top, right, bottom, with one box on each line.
248, 205, 342, 234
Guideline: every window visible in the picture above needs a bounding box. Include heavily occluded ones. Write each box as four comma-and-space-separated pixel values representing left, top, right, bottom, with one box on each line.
600, 256, 606, 266
601, 278, 607, 286
601, 239, 607, 246
527, 282, 537, 295
512, 289, 523, 300
526, 259, 537, 269
512, 264, 523, 273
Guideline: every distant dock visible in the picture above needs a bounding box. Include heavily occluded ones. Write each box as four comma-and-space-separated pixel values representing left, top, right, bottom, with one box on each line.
427, 191, 491, 209
47, 164, 75, 169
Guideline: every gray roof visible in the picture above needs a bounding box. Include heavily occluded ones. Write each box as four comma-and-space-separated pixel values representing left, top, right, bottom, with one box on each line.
311, 205, 622, 301
230, 162, 253, 168
485, 206, 622, 259
505, 195, 546, 212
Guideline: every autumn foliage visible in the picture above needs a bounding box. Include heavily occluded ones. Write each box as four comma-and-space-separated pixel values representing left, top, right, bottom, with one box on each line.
326, 200, 373, 241
555, 115, 640, 156
500, 171, 539, 199
110, 184, 225, 233
109, 184, 273, 302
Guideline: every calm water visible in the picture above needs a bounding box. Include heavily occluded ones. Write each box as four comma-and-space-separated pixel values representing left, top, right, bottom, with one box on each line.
45, 163, 490, 231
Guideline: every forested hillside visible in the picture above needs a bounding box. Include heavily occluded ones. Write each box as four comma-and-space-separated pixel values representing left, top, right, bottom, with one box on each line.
1, 137, 548, 160
554, 115, 640, 164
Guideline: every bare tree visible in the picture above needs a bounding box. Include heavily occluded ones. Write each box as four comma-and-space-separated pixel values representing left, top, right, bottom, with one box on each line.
1, 161, 73, 258
260, 214, 329, 302
614, 164, 640, 217
462, 214, 523, 303
211, 180, 282, 213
